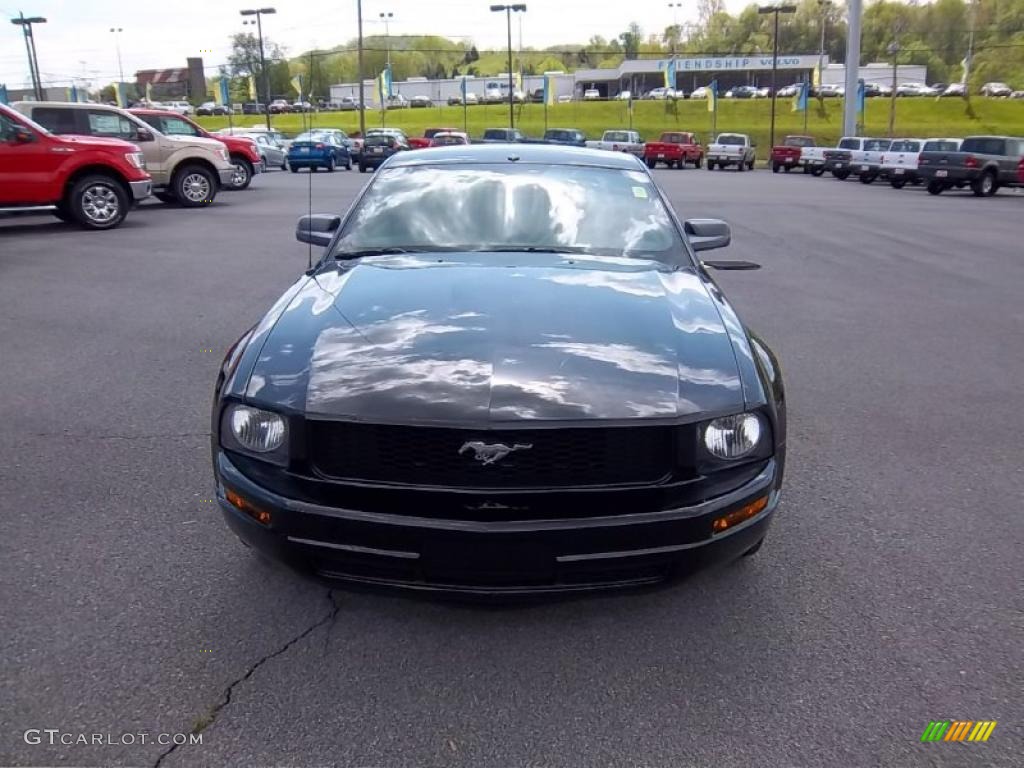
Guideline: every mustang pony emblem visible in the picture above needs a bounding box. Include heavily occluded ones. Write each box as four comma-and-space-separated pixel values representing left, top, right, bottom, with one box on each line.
459, 441, 533, 465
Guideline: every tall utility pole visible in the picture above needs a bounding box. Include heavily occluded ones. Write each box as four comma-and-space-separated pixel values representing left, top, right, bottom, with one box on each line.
963, 0, 977, 95
758, 5, 796, 157
11, 13, 46, 100
490, 4, 526, 129
240, 7, 276, 130
110, 27, 124, 85
843, 0, 862, 136
817, 0, 831, 93
887, 20, 903, 137
357, 0, 366, 137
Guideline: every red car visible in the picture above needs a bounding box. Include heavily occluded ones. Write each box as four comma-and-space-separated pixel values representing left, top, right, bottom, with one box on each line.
129, 109, 263, 190
643, 132, 704, 169
408, 127, 461, 149
770, 135, 817, 173
0, 103, 152, 229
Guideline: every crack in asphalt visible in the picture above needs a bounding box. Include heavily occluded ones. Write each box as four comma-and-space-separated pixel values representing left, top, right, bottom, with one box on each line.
153, 589, 341, 768
26, 431, 211, 441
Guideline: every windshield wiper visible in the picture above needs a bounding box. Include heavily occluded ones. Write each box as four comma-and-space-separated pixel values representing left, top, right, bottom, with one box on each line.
472, 246, 584, 254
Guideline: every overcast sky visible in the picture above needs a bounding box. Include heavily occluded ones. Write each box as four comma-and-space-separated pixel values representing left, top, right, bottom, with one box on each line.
0, 0, 759, 89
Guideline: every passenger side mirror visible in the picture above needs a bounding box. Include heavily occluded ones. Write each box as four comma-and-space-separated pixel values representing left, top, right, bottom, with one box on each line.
684, 218, 732, 252
296, 214, 341, 248
135, 128, 154, 142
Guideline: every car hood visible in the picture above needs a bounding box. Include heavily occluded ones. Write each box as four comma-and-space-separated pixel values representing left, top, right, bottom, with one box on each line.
58, 134, 139, 151
164, 134, 227, 151
243, 255, 757, 424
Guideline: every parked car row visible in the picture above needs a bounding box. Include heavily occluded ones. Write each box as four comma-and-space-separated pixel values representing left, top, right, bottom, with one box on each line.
0, 100, 298, 231
770, 131, 1024, 197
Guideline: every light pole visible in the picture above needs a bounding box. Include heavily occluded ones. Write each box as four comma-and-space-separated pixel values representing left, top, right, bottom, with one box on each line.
817, 0, 831, 95
667, 3, 682, 56
240, 7, 276, 129
887, 39, 900, 137
110, 27, 124, 85
758, 4, 796, 156
10, 13, 46, 100
379, 12, 393, 70
357, 0, 366, 138
490, 4, 526, 129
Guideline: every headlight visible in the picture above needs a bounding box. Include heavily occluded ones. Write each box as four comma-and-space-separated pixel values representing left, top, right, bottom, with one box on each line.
229, 405, 286, 453
218, 147, 230, 162
703, 413, 763, 460
125, 152, 146, 169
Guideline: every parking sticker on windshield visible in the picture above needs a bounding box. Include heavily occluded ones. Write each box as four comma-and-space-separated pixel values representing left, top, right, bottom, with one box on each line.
632, 186, 649, 199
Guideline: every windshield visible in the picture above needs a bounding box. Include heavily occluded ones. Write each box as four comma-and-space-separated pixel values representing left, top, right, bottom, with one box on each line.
889, 140, 921, 152
717, 135, 745, 145
604, 132, 631, 142
923, 140, 959, 152
140, 115, 200, 137
332, 164, 683, 261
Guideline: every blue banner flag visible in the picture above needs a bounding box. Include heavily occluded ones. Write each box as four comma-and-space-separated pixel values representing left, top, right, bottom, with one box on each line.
708, 79, 718, 113
0, 84, 8, 105
793, 81, 808, 112
856, 78, 865, 114
219, 77, 230, 106
664, 59, 677, 90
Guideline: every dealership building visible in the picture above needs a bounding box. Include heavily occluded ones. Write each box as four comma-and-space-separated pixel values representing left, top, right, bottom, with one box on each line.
332, 54, 927, 105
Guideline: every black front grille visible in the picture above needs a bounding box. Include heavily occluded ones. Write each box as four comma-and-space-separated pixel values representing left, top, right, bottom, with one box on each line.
307, 421, 680, 489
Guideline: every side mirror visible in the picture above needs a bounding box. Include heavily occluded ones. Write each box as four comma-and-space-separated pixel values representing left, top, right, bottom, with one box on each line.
12, 127, 35, 144
684, 218, 732, 252
296, 214, 340, 248
135, 128, 155, 142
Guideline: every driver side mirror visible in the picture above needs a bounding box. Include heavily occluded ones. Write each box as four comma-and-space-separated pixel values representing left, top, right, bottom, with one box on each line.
12, 127, 35, 144
135, 127, 155, 142
296, 214, 340, 247
684, 218, 731, 252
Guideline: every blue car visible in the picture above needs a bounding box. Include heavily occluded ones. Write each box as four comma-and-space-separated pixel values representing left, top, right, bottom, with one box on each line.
287, 129, 352, 172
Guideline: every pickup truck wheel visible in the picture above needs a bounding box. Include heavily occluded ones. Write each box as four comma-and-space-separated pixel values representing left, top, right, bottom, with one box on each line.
227, 157, 253, 190
737, 161, 745, 172
173, 164, 216, 207
772, 163, 780, 173
927, 181, 944, 195
783, 165, 792, 173
67, 174, 128, 230
748, 159, 755, 170
971, 170, 997, 197
811, 167, 825, 177
859, 172, 876, 184
359, 163, 368, 173
890, 178, 907, 189
833, 169, 850, 181
646, 158, 656, 169
706, 161, 715, 171
693, 157, 702, 168
289, 165, 299, 173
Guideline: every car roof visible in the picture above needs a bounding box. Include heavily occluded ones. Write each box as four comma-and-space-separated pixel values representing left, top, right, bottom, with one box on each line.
388, 143, 645, 170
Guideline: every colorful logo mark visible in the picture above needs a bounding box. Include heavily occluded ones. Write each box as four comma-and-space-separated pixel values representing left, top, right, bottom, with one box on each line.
921, 721, 997, 742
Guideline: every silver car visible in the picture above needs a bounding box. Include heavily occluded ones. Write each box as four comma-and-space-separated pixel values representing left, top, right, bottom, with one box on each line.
235, 131, 288, 170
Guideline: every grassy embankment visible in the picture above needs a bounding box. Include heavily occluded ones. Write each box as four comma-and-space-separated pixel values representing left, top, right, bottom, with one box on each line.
194, 98, 1023, 159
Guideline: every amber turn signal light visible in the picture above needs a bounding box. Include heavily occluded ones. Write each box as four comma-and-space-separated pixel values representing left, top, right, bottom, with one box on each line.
225, 488, 272, 526
712, 495, 768, 534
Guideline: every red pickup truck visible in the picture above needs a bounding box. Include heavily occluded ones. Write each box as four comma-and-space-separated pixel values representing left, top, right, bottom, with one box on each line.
408, 127, 460, 149
770, 135, 818, 173
0, 103, 152, 229
643, 132, 704, 169
130, 108, 263, 190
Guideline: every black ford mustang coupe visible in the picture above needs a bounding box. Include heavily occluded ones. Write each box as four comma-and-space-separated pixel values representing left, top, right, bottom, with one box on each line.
212, 144, 785, 596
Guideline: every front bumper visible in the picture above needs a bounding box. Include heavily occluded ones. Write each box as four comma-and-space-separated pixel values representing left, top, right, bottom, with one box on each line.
214, 451, 780, 597
128, 179, 152, 201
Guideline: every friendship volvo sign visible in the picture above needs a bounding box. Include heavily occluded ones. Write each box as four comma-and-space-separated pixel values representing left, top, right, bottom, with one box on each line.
658, 55, 825, 72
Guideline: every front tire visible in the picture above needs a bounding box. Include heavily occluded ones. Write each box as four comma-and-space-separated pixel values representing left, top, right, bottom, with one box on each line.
173, 164, 216, 207
927, 180, 944, 195
227, 157, 253, 190
66, 174, 128, 230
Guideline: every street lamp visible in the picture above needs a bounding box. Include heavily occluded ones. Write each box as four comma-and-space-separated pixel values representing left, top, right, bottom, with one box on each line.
10, 13, 46, 101
379, 12, 393, 70
758, 4, 796, 156
110, 27, 124, 86
490, 4, 526, 129
816, 0, 831, 95
887, 39, 900, 136
240, 7, 276, 129
357, 0, 366, 139
667, 3, 683, 56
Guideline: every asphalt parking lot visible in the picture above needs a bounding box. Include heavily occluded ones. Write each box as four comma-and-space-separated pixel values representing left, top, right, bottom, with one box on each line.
2, 165, 1022, 768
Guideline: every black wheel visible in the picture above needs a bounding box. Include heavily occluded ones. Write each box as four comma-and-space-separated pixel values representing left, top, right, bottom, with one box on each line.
772, 163, 780, 173
154, 191, 177, 204
927, 180, 944, 195
859, 172, 876, 184
359, 163, 368, 173
646, 158, 656, 169
345, 157, 352, 170
706, 161, 715, 171
802, 165, 811, 174
971, 170, 997, 196
748, 159, 755, 170
172, 164, 216, 207
227, 157, 253, 190
66, 174, 129, 230
890, 178, 907, 189
833, 170, 850, 180
742, 537, 765, 557
783, 165, 792, 173
326, 155, 336, 172
737, 160, 745, 172
693, 156, 702, 168
289, 165, 299, 173
811, 167, 825, 177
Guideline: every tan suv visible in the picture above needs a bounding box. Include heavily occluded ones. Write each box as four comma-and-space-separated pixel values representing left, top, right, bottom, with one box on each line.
13, 101, 234, 207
